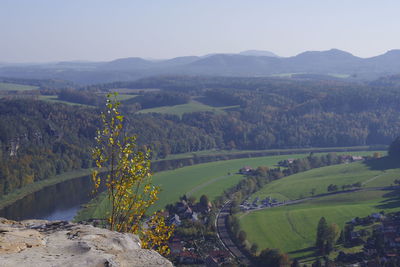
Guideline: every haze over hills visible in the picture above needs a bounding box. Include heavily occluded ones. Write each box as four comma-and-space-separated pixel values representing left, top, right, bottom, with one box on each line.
1, 49, 400, 84
238, 50, 279, 57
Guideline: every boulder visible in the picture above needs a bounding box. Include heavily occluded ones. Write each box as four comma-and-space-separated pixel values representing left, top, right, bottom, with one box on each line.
0, 218, 173, 267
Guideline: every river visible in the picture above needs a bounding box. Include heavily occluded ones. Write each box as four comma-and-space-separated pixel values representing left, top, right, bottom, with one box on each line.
0, 148, 372, 221
0, 175, 97, 221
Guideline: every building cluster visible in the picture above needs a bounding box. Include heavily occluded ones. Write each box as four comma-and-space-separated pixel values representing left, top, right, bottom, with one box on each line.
339, 155, 364, 163
277, 158, 295, 167
336, 212, 400, 266
168, 199, 203, 226
165, 198, 234, 266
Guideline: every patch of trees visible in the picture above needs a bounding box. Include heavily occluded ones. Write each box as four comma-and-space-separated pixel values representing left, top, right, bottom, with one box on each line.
282, 153, 343, 176
58, 89, 105, 106
327, 183, 362, 192
327, 184, 338, 192
315, 217, 340, 255
198, 89, 243, 107
388, 136, 400, 159
255, 248, 291, 267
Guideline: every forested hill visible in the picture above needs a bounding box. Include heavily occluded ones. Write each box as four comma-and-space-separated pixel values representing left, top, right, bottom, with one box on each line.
0, 100, 98, 194
0, 99, 217, 195
3, 76, 400, 195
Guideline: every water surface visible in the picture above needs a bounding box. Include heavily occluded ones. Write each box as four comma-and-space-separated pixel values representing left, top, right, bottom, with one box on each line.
0, 175, 95, 221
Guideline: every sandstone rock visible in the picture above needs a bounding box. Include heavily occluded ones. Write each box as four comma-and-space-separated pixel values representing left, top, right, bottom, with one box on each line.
0, 218, 173, 267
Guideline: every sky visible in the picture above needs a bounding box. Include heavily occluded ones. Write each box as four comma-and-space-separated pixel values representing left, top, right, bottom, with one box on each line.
1, 0, 400, 63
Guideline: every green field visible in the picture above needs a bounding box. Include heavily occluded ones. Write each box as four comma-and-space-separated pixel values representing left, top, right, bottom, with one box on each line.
38, 95, 93, 107
0, 82, 38, 91
110, 88, 160, 94
239, 189, 400, 260
98, 92, 137, 101
137, 100, 239, 117
78, 152, 336, 220
116, 94, 137, 101
250, 153, 393, 202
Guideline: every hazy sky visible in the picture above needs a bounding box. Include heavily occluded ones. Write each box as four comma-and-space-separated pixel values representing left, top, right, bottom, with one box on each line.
1, 0, 400, 62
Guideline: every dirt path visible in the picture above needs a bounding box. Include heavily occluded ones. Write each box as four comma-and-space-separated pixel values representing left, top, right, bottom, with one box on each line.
362, 171, 386, 186
285, 211, 307, 240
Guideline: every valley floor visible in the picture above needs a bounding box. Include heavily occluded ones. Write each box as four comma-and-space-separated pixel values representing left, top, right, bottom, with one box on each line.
238, 156, 400, 263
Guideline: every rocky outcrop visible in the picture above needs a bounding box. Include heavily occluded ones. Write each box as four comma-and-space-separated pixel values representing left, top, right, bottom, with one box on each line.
0, 218, 173, 267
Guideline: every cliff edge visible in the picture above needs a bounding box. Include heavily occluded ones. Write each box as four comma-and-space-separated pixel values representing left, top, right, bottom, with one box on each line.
0, 218, 173, 267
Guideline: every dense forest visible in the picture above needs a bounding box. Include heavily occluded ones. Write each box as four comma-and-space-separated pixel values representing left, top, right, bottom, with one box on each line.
0, 100, 97, 194
2, 75, 400, 195
112, 76, 400, 149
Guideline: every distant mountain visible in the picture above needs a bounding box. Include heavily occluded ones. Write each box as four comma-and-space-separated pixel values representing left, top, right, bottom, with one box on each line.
99, 57, 154, 71
185, 54, 280, 75
239, 50, 279, 57
157, 56, 200, 67
2, 49, 400, 84
365, 50, 400, 72
282, 49, 362, 73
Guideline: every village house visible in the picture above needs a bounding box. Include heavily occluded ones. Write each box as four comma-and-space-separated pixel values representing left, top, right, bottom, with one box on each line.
169, 214, 182, 226
238, 166, 254, 174
278, 158, 295, 167
351, 156, 364, 161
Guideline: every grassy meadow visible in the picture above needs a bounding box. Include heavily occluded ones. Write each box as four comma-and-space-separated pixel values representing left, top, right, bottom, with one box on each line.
38, 95, 94, 107
0, 82, 38, 91
137, 100, 239, 117
250, 152, 392, 202
239, 189, 400, 261
115, 93, 137, 101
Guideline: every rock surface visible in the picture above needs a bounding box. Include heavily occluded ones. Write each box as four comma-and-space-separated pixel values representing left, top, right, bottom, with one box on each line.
0, 218, 173, 267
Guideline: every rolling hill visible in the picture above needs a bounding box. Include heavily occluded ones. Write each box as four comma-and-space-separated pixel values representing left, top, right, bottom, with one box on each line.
3, 49, 400, 84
